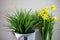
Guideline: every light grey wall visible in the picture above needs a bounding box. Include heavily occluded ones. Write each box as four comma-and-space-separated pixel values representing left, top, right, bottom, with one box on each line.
0, 0, 60, 40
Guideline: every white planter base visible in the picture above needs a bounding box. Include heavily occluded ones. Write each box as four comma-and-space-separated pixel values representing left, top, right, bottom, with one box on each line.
14, 31, 36, 40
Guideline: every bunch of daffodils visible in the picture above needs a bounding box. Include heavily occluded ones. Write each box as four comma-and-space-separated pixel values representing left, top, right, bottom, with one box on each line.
37, 5, 58, 40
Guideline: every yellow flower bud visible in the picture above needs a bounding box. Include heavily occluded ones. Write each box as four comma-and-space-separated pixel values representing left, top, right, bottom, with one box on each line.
51, 5, 56, 10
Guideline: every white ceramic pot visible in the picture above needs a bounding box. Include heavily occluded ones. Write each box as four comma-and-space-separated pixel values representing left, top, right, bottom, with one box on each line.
14, 30, 36, 40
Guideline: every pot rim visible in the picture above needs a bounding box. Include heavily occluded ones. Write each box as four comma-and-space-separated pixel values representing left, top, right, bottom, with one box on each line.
14, 30, 35, 35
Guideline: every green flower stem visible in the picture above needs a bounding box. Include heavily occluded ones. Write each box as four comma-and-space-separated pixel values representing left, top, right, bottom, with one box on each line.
48, 22, 53, 40
51, 8, 53, 16
44, 20, 45, 29
48, 28, 52, 40
42, 20, 45, 40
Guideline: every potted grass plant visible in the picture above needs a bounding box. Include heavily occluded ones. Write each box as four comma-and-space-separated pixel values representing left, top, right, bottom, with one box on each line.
7, 9, 38, 40
36, 5, 58, 40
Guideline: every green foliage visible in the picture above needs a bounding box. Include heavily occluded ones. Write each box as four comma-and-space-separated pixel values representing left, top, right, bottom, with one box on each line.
7, 9, 38, 34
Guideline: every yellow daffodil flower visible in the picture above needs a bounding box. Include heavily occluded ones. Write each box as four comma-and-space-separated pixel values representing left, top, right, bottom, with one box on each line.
42, 14, 48, 20
42, 7, 50, 12
45, 7, 50, 11
44, 11, 49, 15
37, 11, 44, 16
40, 11, 44, 16
52, 16, 58, 21
41, 7, 50, 15
51, 5, 56, 10
42, 8, 47, 12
